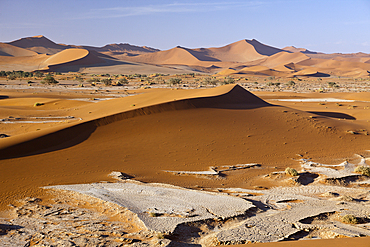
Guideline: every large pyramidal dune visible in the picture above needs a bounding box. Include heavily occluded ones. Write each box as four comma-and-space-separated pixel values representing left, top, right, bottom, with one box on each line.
0, 84, 369, 210
1, 35, 370, 77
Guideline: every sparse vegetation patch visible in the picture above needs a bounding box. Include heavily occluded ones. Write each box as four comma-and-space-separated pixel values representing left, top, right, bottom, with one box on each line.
354, 166, 370, 176
285, 167, 299, 176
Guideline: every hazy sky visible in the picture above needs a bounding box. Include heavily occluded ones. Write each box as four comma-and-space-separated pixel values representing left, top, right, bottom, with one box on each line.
1, 0, 370, 53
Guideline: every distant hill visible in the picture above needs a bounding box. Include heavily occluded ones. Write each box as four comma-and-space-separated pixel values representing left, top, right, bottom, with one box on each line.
6, 35, 160, 56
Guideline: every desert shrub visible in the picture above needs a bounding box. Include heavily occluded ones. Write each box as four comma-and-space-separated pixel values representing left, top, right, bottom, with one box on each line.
75, 76, 84, 83
267, 82, 281, 87
1, 70, 34, 79
354, 166, 370, 176
154, 77, 164, 84
41, 75, 58, 85
285, 167, 299, 176
166, 77, 182, 86
34, 102, 44, 107
327, 82, 337, 87
101, 78, 112, 86
7, 74, 16, 80
34, 71, 44, 78
341, 214, 358, 224
87, 78, 100, 83
118, 78, 129, 84
202, 77, 219, 85
222, 76, 235, 85
156, 232, 167, 239
286, 81, 295, 86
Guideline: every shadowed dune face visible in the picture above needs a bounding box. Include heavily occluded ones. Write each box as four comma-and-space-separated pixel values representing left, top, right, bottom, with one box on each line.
245, 39, 285, 56
309, 111, 356, 120
0, 85, 269, 160
0, 85, 369, 209
39, 48, 89, 70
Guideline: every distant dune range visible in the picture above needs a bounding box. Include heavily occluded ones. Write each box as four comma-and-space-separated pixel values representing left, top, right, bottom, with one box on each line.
1, 35, 370, 76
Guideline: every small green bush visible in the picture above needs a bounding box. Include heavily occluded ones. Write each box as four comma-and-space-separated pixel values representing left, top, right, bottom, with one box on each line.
286, 81, 295, 86
101, 78, 112, 86
327, 82, 338, 87
149, 212, 159, 217
221, 77, 235, 85
118, 78, 129, 84
201, 77, 219, 85
34, 102, 44, 107
285, 167, 299, 176
41, 75, 58, 85
7, 74, 16, 80
87, 78, 100, 83
341, 214, 358, 224
75, 76, 84, 83
354, 166, 370, 176
166, 77, 182, 86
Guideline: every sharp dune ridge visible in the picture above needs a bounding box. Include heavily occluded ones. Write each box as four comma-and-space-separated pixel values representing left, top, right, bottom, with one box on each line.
0, 84, 369, 210
0, 85, 268, 159
2, 35, 370, 76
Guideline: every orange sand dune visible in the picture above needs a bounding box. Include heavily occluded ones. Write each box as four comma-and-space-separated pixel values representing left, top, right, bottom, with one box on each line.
206, 39, 285, 63
291, 67, 327, 77
4, 36, 370, 77
296, 58, 370, 77
282, 46, 318, 54
311, 59, 370, 71
273, 62, 297, 72
126, 46, 209, 65
0, 43, 38, 57
38, 48, 89, 70
125, 39, 286, 66
259, 52, 310, 68
0, 54, 48, 71
1, 85, 369, 211
330, 55, 370, 63
0, 47, 109, 72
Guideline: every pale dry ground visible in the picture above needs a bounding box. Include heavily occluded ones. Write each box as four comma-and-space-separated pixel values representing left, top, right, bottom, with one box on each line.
1, 79, 370, 246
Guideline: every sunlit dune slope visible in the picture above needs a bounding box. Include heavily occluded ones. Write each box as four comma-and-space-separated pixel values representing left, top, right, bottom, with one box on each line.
0, 43, 38, 57
126, 46, 209, 65
258, 52, 310, 68
204, 39, 285, 63
126, 39, 287, 66
38, 48, 89, 70
0, 85, 369, 210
